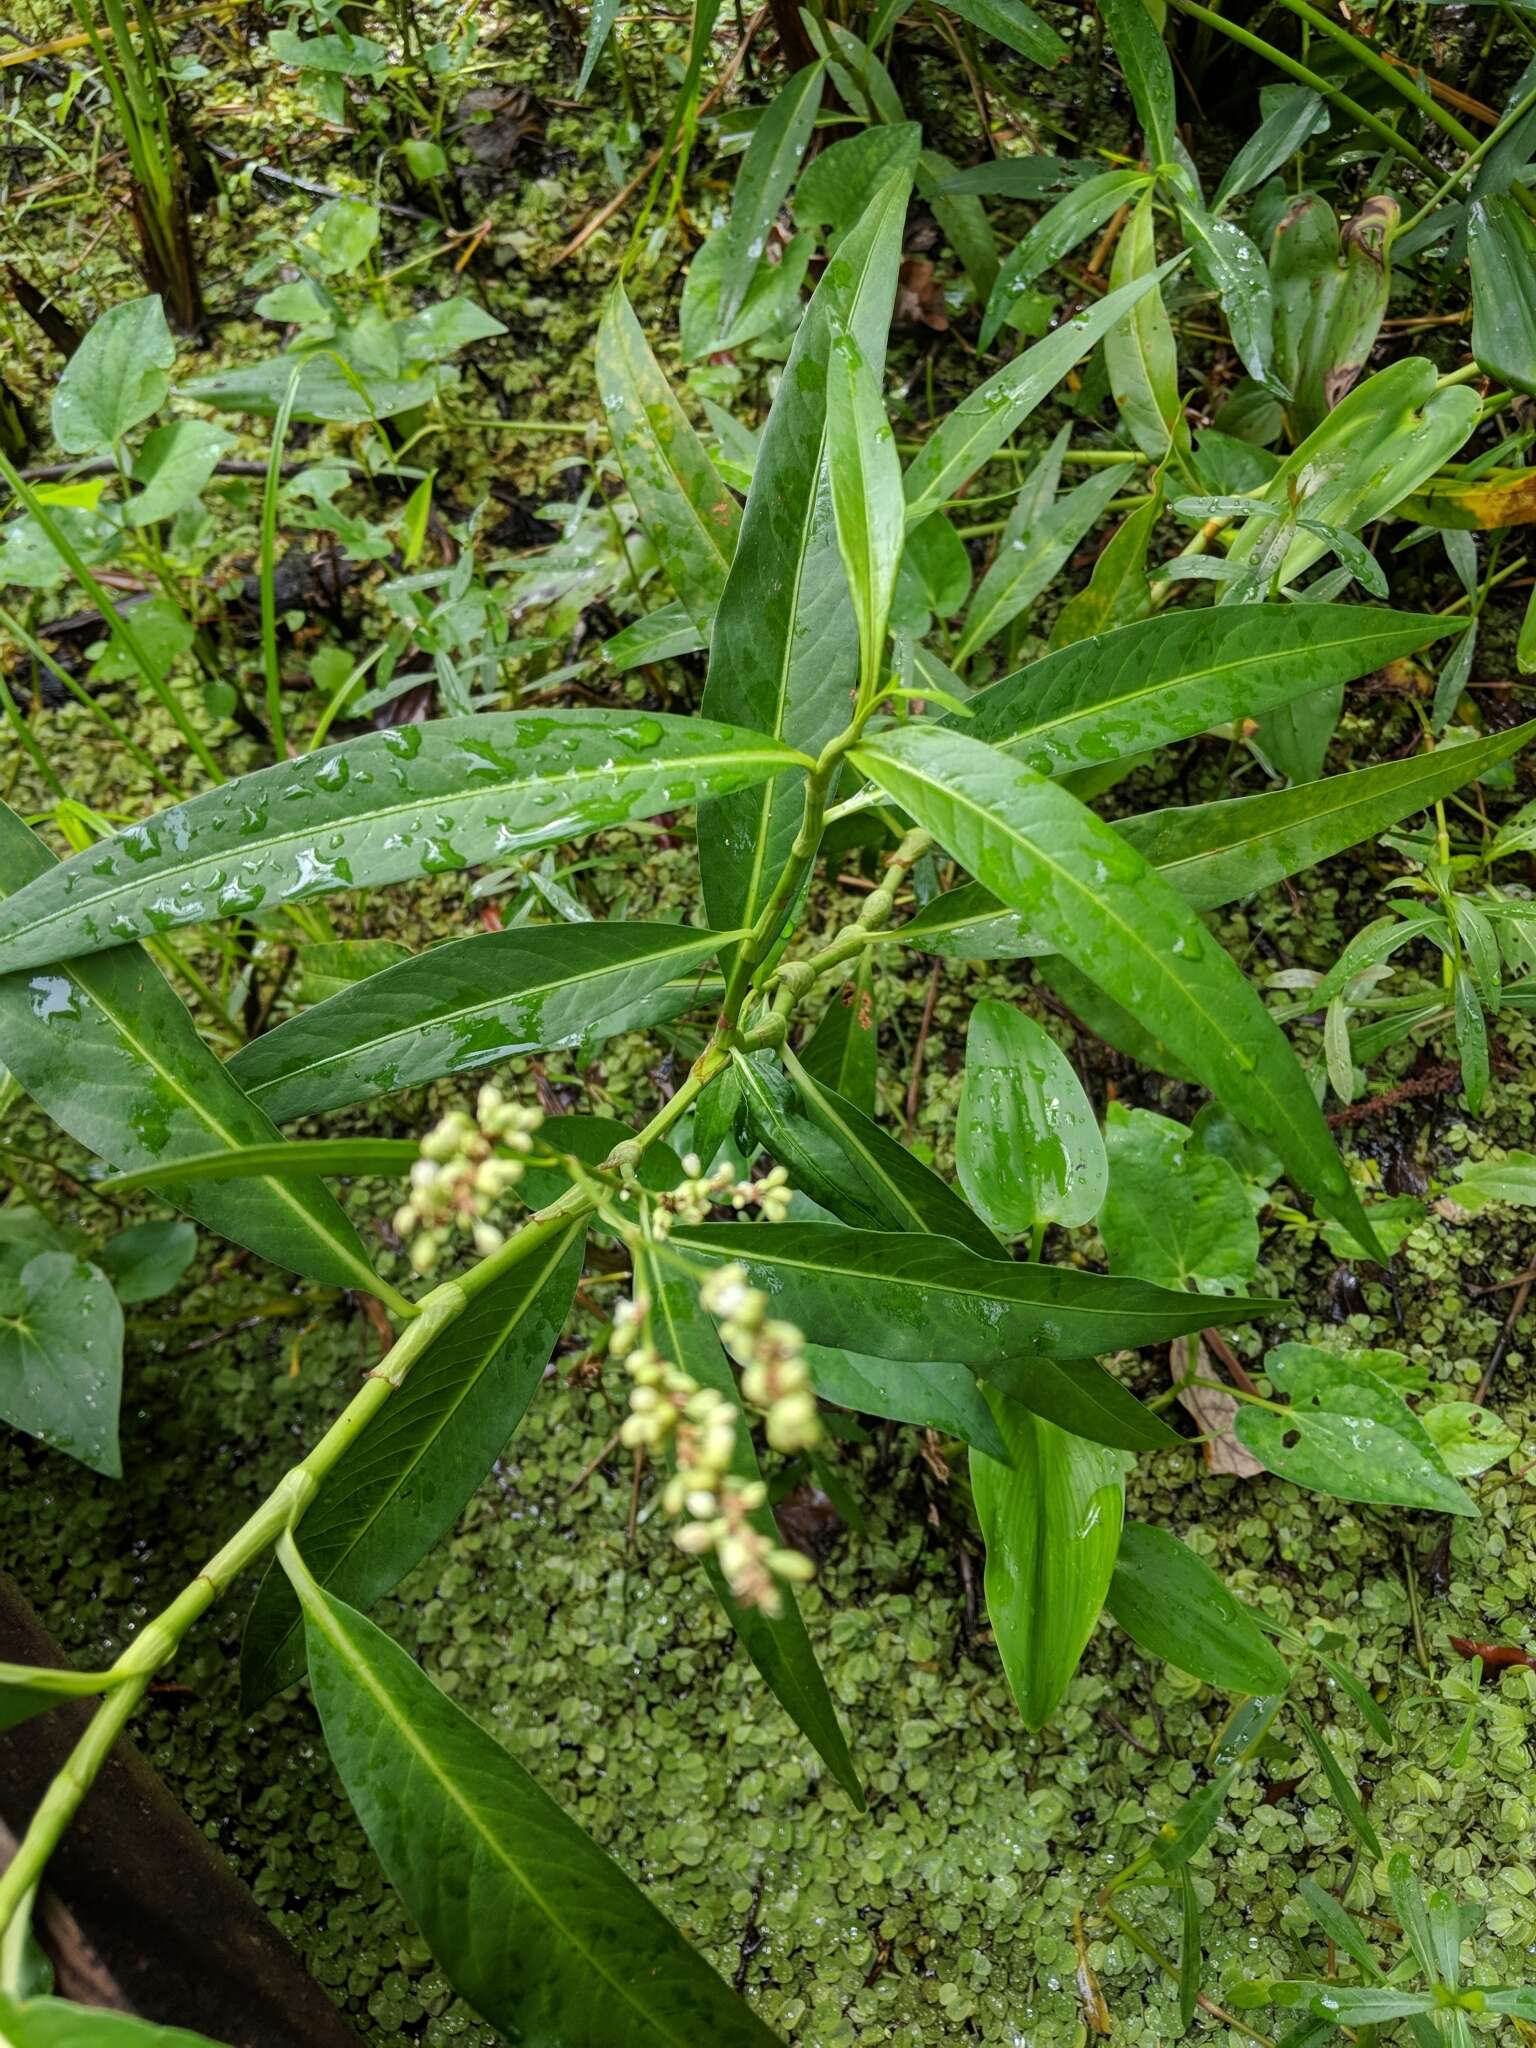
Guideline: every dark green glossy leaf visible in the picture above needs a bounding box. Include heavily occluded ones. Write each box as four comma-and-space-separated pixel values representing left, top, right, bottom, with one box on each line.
854, 724, 1383, 1258
718, 62, 825, 332
1469, 195, 1536, 398
104, 1140, 418, 1192
1048, 489, 1159, 648
957, 466, 1125, 663
956, 999, 1105, 1234
0, 1250, 121, 1475
0, 2000, 226, 2048
1177, 1868, 1202, 2035
230, 921, 734, 1122
1237, 1344, 1476, 1516
962, 605, 1453, 777
597, 287, 742, 633
0, 712, 803, 975
973, 1393, 1125, 1728
241, 1214, 584, 1706
285, 1543, 781, 2046
802, 1345, 1008, 1459
1098, 0, 1177, 165
1271, 194, 1396, 438
518, 1114, 685, 1209
668, 1222, 1252, 1445
1153, 1766, 1238, 1870
797, 955, 877, 1114
940, 0, 1066, 65
700, 149, 917, 939
1107, 1523, 1291, 1693
638, 1242, 861, 1803
0, 801, 387, 1299
1298, 1876, 1388, 1980
0, 1659, 126, 1734
827, 321, 904, 694
1180, 202, 1278, 391
903, 262, 1175, 525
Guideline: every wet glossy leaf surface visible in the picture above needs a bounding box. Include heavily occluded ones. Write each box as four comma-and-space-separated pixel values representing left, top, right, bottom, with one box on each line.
0, 711, 802, 974
289, 1552, 781, 2045
1101, 1105, 1258, 1294
0, 1250, 122, 1476
855, 725, 1382, 1256
972, 1394, 1126, 1728
230, 921, 733, 1121
956, 1000, 1106, 1235
241, 1217, 584, 1705
1107, 1523, 1291, 1693
0, 800, 385, 1296
802, 1345, 1008, 1459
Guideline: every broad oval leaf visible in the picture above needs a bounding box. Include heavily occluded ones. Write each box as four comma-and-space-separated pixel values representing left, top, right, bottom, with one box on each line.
0, 1999, 226, 2048
638, 1241, 861, 1803
961, 604, 1453, 777
1106, 1522, 1291, 1693
285, 1543, 782, 2046
700, 149, 918, 939
0, 712, 803, 975
241, 1212, 584, 1706
597, 286, 742, 633
0, 1250, 122, 1476
0, 800, 389, 1299
853, 724, 1384, 1258
668, 1221, 1259, 1448
956, 999, 1106, 1234
51, 295, 174, 454
972, 1395, 1126, 1729
229, 921, 735, 1122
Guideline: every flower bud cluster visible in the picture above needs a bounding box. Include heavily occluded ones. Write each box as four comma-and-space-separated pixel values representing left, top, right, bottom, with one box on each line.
647, 1154, 794, 1236
392, 1085, 543, 1274
699, 1263, 821, 1454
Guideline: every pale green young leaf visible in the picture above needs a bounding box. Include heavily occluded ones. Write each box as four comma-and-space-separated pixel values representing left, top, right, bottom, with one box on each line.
0, 2000, 227, 2047
826, 321, 904, 700
52, 295, 174, 453
1103, 188, 1182, 461
0, 1660, 128, 1735
1101, 1103, 1258, 1294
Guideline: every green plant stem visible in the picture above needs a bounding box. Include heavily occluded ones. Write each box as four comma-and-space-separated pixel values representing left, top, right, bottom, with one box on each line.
260, 367, 303, 759
0, 601, 187, 799
1163, 0, 1439, 176
1268, 0, 1479, 151
1400, 78, 1536, 237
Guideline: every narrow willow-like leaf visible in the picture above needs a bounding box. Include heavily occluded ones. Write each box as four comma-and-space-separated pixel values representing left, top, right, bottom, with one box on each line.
962, 604, 1451, 776
797, 954, 876, 1113
979, 168, 1149, 352
576, 0, 622, 92
717, 61, 825, 332
0, 712, 803, 975
229, 922, 734, 1122
957, 465, 1124, 663
1469, 196, 1536, 398
827, 321, 904, 697
1098, 0, 1177, 165
1212, 86, 1324, 210
1106, 1523, 1290, 1693
0, 1658, 126, 1733
241, 1215, 584, 1706
103, 1139, 418, 1191
957, 1000, 1105, 1235
1178, 1869, 1202, 2035
669, 1222, 1252, 1447
1179, 202, 1278, 391
940, 0, 1066, 65
1103, 188, 1182, 462
285, 1542, 781, 2046
903, 261, 1176, 525
597, 287, 741, 633
802, 1345, 1009, 1459
1295, 1710, 1383, 1860
699, 150, 917, 939
637, 1241, 862, 1803
972, 1394, 1126, 1728
0, 801, 385, 1299
854, 725, 1383, 1257
0, 2000, 226, 2048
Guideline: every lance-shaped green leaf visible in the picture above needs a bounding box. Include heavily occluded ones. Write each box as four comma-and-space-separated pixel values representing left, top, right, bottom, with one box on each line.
1212, 85, 1326, 210
958, 466, 1125, 663
827, 320, 904, 698
0, 2000, 228, 2048
1469, 196, 1536, 399
1116, 719, 1534, 908
597, 288, 741, 634
979, 168, 1150, 352
1049, 488, 1159, 647
903, 260, 1176, 525
1098, 0, 1177, 165
797, 954, 876, 1113
637, 1241, 861, 1803
241, 1214, 583, 1706
283, 1541, 782, 2047
1106, 1523, 1291, 1693
604, 600, 705, 671
963, 602, 1450, 777
1179, 202, 1278, 392
1104, 188, 1182, 461
699, 150, 917, 939
0, 1250, 122, 1476
957, 1000, 1106, 1236
802, 1345, 1009, 1459
853, 725, 1383, 1257
100, 1139, 418, 1192
939, 0, 1066, 65
973, 1394, 1126, 1729
668, 1222, 1255, 1448
1, 1659, 127, 1734
576, 0, 621, 91
717, 61, 825, 332
0, 712, 803, 975
1226, 357, 1479, 596
0, 801, 385, 1298
1235, 1984, 1435, 2025
229, 921, 734, 1122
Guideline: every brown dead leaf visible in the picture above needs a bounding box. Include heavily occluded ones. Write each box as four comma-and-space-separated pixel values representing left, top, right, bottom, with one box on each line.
1170, 1337, 1264, 1478
894, 256, 949, 332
